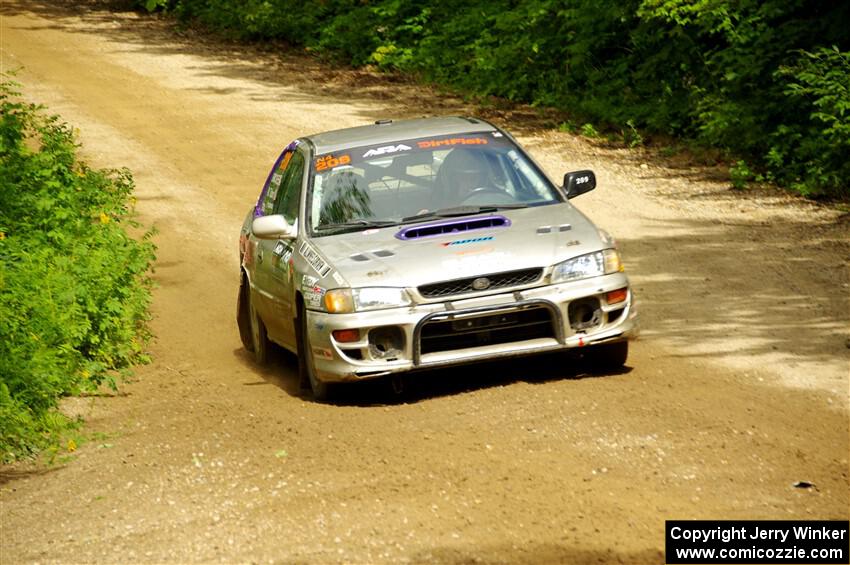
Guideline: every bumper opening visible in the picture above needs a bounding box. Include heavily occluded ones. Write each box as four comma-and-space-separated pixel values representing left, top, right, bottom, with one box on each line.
568, 297, 603, 332
420, 305, 555, 354
368, 326, 405, 360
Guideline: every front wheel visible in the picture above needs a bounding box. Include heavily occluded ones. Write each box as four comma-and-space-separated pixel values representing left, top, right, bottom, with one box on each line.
237, 272, 254, 352
586, 341, 629, 373
298, 307, 331, 401
248, 285, 270, 365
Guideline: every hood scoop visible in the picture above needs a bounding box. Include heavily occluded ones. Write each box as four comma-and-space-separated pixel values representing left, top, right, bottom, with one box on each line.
396, 214, 511, 241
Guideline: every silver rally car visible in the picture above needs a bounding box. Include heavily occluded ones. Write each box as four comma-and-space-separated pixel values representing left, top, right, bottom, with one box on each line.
238, 117, 638, 399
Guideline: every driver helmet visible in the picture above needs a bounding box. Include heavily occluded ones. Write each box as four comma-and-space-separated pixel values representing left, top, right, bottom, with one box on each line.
442, 148, 489, 202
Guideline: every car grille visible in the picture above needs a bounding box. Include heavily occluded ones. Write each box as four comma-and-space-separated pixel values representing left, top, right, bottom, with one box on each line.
418, 267, 543, 299
420, 305, 555, 354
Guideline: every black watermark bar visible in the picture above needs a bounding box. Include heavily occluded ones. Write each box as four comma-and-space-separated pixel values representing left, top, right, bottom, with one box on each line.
666, 520, 849, 564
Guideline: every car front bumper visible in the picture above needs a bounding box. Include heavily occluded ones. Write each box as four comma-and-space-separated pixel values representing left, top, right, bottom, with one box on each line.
305, 272, 639, 382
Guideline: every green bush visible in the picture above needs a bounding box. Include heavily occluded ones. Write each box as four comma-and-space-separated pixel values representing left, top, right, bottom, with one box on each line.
0, 79, 155, 461
142, 0, 849, 199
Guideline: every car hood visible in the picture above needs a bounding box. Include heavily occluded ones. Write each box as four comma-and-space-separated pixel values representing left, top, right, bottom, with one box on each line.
313, 203, 609, 289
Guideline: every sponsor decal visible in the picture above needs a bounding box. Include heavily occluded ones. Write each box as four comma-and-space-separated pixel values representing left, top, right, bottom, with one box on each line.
304, 290, 324, 308
367, 270, 387, 278
417, 137, 489, 149
453, 245, 495, 256
441, 236, 494, 247
363, 144, 411, 158
278, 151, 293, 172
331, 271, 346, 286
302, 276, 326, 307
315, 154, 351, 172
240, 233, 252, 266
442, 252, 508, 273
312, 346, 334, 359
566, 240, 581, 247
299, 242, 332, 277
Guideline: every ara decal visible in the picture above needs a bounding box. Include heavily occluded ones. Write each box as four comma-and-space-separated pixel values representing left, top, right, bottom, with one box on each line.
441, 236, 494, 247
363, 144, 411, 158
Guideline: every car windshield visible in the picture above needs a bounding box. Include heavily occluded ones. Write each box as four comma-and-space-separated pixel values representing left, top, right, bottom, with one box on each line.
308, 132, 561, 234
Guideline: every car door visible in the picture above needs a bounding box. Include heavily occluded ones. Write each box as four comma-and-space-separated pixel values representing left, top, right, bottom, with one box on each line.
255, 149, 305, 351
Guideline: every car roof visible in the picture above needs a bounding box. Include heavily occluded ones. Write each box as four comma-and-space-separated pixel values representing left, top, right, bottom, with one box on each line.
305, 116, 499, 154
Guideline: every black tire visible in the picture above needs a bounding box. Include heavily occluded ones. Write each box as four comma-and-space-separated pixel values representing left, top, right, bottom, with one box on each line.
248, 285, 270, 365
586, 341, 629, 373
237, 272, 254, 352
298, 306, 331, 401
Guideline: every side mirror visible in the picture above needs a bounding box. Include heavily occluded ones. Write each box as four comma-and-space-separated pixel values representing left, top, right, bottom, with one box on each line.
563, 170, 596, 199
252, 214, 296, 240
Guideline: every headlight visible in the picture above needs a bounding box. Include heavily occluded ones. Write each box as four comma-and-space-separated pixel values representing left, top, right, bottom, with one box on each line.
324, 287, 411, 313
551, 249, 623, 283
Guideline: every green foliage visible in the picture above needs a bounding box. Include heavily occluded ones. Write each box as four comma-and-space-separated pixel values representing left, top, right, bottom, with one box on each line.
580, 123, 600, 139
771, 46, 850, 196
729, 160, 754, 190
148, 0, 848, 198
0, 79, 155, 461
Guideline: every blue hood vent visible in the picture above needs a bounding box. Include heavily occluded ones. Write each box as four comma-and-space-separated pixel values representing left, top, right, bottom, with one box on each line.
395, 214, 511, 241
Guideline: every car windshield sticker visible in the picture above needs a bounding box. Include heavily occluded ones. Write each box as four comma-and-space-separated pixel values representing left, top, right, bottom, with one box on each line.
299, 241, 332, 277
417, 137, 489, 149
315, 154, 351, 172
363, 144, 412, 158
278, 151, 293, 171
313, 134, 505, 172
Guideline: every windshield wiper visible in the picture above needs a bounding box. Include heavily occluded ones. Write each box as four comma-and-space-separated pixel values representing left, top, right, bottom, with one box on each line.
401, 204, 527, 223
315, 219, 398, 232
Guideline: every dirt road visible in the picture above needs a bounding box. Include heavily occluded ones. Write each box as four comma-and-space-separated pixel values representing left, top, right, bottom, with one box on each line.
1, 2, 848, 563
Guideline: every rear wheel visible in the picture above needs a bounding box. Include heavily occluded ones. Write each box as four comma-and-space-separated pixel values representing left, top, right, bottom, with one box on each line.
248, 286, 270, 364
586, 341, 628, 373
298, 306, 331, 401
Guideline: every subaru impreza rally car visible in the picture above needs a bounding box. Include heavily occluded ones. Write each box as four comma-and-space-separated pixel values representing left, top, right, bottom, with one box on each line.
238, 117, 638, 399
